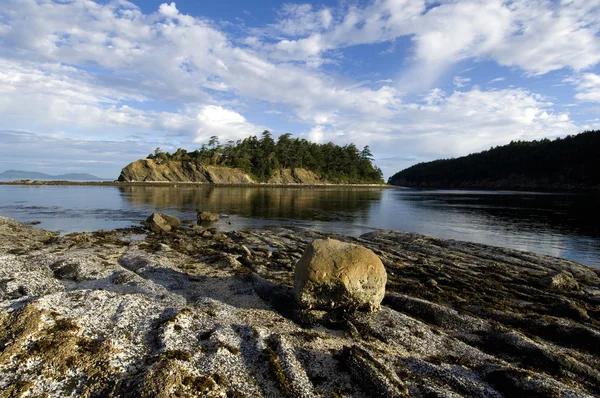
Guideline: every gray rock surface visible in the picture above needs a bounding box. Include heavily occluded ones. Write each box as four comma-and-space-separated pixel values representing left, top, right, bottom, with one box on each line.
294, 238, 387, 311
0, 216, 599, 397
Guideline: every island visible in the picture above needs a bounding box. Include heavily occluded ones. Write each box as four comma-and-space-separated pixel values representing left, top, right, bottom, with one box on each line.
119, 132, 384, 185
388, 130, 600, 191
1, 215, 599, 397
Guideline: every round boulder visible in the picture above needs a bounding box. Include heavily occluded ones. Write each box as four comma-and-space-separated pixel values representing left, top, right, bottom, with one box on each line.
294, 238, 387, 311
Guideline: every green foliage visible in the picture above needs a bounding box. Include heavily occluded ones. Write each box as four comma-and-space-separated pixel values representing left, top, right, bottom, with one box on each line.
388, 130, 600, 189
146, 131, 384, 184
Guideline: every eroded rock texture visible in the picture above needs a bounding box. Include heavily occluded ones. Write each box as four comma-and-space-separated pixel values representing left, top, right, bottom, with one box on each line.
0, 216, 599, 397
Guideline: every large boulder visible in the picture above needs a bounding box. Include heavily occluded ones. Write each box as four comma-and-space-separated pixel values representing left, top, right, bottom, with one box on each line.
294, 239, 387, 311
197, 211, 219, 223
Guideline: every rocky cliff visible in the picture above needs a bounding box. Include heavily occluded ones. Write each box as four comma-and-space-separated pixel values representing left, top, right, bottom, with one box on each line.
118, 159, 323, 184
1, 217, 600, 397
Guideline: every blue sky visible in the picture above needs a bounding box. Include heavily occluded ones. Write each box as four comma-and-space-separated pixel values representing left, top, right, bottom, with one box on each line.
0, 0, 599, 179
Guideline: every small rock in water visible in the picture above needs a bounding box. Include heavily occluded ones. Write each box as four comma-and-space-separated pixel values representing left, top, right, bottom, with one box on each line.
294, 238, 387, 311
197, 211, 219, 223
539, 271, 580, 291
145, 213, 172, 233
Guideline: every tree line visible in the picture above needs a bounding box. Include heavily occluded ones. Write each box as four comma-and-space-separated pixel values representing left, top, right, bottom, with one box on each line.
148, 131, 384, 184
388, 130, 600, 190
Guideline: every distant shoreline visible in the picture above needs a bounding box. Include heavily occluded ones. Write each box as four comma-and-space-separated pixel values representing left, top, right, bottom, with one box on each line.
0, 180, 390, 188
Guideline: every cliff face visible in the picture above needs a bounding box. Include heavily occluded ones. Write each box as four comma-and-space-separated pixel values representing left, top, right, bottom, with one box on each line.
118, 159, 323, 184
265, 168, 321, 185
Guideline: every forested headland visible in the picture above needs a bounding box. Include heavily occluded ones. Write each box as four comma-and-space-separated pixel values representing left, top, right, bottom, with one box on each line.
146, 131, 384, 184
388, 130, 600, 190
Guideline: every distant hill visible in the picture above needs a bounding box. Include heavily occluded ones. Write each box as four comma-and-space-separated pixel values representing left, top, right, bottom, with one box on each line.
388, 130, 600, 191
0, 170, 107, 181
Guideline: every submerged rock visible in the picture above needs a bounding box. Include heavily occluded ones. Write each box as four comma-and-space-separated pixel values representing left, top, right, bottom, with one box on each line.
294, 238, 387, 311
197, 211, 219, 223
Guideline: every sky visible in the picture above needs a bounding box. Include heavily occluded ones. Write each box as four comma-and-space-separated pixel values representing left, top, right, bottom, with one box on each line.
0, 0, 599, 179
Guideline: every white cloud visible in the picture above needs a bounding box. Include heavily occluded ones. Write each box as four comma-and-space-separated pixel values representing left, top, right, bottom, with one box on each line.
265, 0, 600, 85
0, 59, 261, 143
0, 0, 595, 179
269, 4, 333, 37
158, 2, 179, 19
453, 76, 472, 88
195, 106, 263, 143
567, 73, 600, 102
308, 125, 325, 143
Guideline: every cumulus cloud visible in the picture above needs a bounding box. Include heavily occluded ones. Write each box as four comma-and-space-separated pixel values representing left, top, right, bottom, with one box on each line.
195, 106, 264, 143
158, 2, 179, 18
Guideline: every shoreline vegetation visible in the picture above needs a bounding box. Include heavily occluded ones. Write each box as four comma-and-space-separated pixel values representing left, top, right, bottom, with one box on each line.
389, 130, 600, 191
1, 215, 599, 397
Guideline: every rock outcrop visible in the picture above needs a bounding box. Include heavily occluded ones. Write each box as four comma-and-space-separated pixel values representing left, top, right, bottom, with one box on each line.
294, 239, 387, 311
267, 168, 321, 185
118, 159, 251, 183
1, 217, 600, 397
118, 159, 325, 184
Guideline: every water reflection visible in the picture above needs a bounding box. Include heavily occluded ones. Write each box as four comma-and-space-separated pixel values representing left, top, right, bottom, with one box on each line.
118, 186, 383, 222
0, 185, 598, 267
378, 189, 600, 267
396, 190, 600, 238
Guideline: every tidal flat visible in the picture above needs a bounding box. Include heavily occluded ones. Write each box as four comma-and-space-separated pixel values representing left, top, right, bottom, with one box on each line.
1, 216, 599, 397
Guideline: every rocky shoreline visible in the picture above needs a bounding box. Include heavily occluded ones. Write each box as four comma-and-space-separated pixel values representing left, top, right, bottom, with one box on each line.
1, 216, 599, 397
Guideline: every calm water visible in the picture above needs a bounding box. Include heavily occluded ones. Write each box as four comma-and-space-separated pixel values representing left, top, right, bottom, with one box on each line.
1, 185, 599, 268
